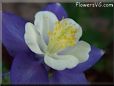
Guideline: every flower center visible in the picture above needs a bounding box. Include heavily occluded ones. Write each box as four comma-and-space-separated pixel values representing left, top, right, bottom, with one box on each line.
46, 20, 77, 55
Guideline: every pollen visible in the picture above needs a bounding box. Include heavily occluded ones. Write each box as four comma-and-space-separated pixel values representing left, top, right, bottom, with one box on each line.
47, 20, 77, 54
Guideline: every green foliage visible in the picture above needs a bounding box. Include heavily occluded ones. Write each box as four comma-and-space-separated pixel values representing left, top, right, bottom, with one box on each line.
2, 72, 10, 85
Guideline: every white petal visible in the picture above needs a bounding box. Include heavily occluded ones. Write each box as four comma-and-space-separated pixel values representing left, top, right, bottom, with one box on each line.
34, 11, 58, 44
60, 18, 82, 42
62, 41, 91, 63
44, 54, 79, 70
24, 22, 43, 54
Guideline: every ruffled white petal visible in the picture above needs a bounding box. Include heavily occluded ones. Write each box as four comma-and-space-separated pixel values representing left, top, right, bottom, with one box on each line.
44, 54, 79, 70
62, 41, 91, 63
34, 11, 58, 44
24, 11, 90, 70
24, 22, 43, 54
60, 18, 82, 42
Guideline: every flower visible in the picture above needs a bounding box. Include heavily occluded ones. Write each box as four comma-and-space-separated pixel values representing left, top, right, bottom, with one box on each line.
2, 3, 104, 84
24, 11, 91, 70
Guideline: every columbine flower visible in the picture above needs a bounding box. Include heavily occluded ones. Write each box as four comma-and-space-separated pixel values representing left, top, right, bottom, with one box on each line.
2, 3, 104, 84
24, 11, 91, 70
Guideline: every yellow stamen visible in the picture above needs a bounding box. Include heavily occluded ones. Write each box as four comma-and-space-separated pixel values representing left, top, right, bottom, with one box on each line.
47, 20, 77, 54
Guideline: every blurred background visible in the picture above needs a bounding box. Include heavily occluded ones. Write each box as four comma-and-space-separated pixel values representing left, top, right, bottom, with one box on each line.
2, 3, 113, 84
